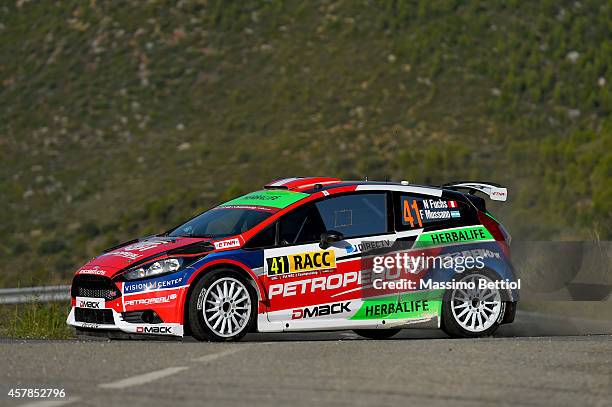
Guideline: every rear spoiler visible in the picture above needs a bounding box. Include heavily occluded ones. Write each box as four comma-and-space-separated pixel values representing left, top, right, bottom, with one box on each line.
442, 181, 508, 202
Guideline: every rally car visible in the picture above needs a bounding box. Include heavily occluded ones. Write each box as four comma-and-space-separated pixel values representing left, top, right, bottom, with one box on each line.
67, 177, 517, 341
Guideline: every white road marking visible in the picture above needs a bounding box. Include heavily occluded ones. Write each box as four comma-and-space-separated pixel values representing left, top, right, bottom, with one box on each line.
18, 397, 81, 407
192, 346, 248, 362
96, 347, 247, 390
98, 366, 188, 389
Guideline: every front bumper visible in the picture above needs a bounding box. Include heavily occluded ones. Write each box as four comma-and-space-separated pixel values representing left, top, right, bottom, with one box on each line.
68, 271, 190, 337
67, 307, 184, 337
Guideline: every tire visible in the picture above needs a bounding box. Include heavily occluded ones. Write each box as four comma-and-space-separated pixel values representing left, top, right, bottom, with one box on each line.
352, 329, 401, 340
188, 269, 256, 342
441, 270, 507, 338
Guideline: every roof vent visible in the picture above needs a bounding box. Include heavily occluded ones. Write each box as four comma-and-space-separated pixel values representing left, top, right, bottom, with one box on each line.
264, 177, 341, 191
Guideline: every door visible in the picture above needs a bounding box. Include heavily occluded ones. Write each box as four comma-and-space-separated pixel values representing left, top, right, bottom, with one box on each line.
261, 192, 394, 331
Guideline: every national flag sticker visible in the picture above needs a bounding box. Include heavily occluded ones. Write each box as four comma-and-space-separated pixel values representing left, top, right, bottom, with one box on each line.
448, 200, 458, 208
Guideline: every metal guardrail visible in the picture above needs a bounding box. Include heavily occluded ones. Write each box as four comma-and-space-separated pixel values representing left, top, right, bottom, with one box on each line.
0, 285, 71, 304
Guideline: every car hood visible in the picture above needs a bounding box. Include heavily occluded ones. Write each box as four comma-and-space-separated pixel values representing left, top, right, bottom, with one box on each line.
76, 236, 215, 278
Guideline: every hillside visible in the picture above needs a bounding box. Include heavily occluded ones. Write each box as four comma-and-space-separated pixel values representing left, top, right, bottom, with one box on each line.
0, 0, 610, 287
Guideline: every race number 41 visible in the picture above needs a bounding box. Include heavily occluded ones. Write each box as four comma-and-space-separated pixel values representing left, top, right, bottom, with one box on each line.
402, 198, 423, 228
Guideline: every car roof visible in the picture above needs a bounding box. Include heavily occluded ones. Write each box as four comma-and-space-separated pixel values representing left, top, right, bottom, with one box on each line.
264, 177, 445, 196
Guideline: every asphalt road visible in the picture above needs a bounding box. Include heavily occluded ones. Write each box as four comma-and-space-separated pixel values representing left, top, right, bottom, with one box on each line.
2, 312, 611, 407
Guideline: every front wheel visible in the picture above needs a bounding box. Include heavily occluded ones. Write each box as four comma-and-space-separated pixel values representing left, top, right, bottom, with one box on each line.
188, 270, 256, 342
441, 271, 506, 338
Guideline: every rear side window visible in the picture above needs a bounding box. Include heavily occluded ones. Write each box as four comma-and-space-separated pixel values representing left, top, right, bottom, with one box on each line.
315, 193, 388, 238
395, 194, 472, 230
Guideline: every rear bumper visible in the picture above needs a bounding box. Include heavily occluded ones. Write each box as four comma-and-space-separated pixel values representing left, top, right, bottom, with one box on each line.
67, 307, 184, 337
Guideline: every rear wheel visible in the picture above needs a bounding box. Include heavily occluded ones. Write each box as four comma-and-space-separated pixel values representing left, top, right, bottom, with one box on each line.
352, 329, 401, 340
442, 271, 506, 338
188, 270, 256, 342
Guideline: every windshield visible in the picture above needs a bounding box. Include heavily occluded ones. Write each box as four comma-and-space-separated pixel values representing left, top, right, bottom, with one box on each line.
169, 189, 307, 239
168, 208, 273, 238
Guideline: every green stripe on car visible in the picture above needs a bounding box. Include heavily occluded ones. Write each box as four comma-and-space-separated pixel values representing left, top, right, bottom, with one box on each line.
413, 226, 493, 248
350, 291, 443, 320
220, 190, 309, 209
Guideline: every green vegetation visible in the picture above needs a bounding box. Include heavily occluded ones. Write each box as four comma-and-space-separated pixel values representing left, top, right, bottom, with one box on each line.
0, 302, 72, 339
1, 0, 610, 287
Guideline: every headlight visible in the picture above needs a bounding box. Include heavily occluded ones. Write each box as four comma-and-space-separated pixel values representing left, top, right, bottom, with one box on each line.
123, 258, 183, 280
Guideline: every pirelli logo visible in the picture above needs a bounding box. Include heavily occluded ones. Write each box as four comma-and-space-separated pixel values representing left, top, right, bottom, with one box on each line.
266, 250, 336, 276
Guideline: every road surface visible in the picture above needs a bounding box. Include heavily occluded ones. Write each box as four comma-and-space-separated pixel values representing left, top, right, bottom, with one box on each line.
1, 311, 611, 407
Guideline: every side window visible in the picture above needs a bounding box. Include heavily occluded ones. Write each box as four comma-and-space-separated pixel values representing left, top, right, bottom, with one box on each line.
395, 194, 471, 230
279, 204, 326, 245
315, 193, 388, 238
243, 222, 277, 249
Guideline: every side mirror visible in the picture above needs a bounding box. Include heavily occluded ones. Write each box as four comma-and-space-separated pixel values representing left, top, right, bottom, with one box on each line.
319, 230, 344, 249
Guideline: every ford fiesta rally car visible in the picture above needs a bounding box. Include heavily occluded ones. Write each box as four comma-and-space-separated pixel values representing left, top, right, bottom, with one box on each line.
67, 177, 517, 341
